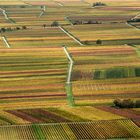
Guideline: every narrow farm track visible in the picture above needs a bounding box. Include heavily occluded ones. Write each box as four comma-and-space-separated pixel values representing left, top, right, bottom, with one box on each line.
126, 22, 140, 30
0, 8, 9, 20
126, 44, 140, 58
63, 47, 75, 106
59, 26, 84, 46
1, 36, 11, 48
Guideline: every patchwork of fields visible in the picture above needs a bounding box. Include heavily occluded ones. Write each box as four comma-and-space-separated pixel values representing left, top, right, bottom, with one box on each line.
0, 0, 140, 139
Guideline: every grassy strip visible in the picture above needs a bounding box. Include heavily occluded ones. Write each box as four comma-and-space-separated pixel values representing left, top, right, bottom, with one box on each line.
64, 47, 75, 106
84, 38, 140, 46
32, 124, 46, 140
66, 83, 75, 106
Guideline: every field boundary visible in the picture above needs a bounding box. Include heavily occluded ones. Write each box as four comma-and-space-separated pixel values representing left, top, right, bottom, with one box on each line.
131, 12, 140, 20
39, 6, 46, 18
1, 36, 11, 48
126, 22, 140, 30
126, 44, 140, 57
0, 8, 15, 23
63, 46, 75, 106
59, 26, 84, 46
65, 17, 74, 26
53, 1, 64, 6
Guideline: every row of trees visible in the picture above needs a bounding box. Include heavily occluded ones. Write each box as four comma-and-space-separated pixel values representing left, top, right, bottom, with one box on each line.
84, 39, 102, 45
92, 2, 106, 7
0, 21, 59, 33
113, 99, 140, 108
43, 21, 59, 28
71, 20, 101, 25
0, 26, 27, 33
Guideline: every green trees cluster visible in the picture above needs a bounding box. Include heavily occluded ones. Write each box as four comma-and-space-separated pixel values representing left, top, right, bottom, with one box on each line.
0, 26, 27, 33
94, 67, 140, 80
113, 99, 140, 108
92, 2, 106, 7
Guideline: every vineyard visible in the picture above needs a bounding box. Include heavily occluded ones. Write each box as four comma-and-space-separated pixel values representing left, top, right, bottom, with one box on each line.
0, 47, 68, 109
67, 46, 140, 104
0, 0, 140, 139
0, 119, 139, 139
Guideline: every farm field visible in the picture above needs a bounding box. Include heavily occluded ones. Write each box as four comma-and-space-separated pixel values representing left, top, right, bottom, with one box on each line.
1, 27, 78, 47
0, 47, 68, 109
0, 119, 139, 140
0, 0, 140, 139
67, 45, 140, 105
65, 23, 140, 42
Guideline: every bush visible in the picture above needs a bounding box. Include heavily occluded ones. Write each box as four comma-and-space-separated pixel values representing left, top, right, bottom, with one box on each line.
20, 6, 25, 8
51, 21, 59, 27
96, 39, 102, 45
43, 24, 46, 28
84, 40, 90, 45
22, 26, 27, 30
135, 68, 140, 77
16, 27, 20, 30
93, 2, 106, 7
122, 99, 134, 108
113, 99, 134, 108
1, 28, 6, 32
135, 100, 140, 108
72, 71, 82, 81
113, 99, 122, 107
106, 68, 125, 79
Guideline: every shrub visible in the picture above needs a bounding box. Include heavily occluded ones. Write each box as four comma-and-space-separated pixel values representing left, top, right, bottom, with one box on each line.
16, 27, 20, 30
113, 99, 134, 108
72, 71, 82, 81
135, 68, 140, 77
84, 40, 90, 45
1, 28, 6, 32
113, 99, 122, 108
106, 68, 125, 79
22, 26, 27, 30
93, 2, 106, 7
51, 21, 59, 27
96, 39, 102, 45
20, 6, 25, 8
43, 24, 46, 28
135, 100, 140, 108
122, 99, 134, 108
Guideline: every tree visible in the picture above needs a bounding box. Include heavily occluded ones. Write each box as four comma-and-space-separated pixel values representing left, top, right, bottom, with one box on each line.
84, 40, 90, 45
51, 21, 59, 27
92, 2, 106, 7
113, 99, 134, 108
96, 39, 102, 45
135, 100, 140, 108
7, 28, 12, 31
22, 26, 27, 30
43, 24, 46, 28
1, 28, 6, 32
16, 27, 20, 30
113, 99, 122, 107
